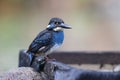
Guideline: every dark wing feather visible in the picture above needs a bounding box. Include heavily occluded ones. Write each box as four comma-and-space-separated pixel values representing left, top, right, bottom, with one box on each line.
27, 29, 52, 53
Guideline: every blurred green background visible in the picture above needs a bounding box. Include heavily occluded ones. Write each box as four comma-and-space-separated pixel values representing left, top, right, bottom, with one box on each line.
0, 0, 120, 73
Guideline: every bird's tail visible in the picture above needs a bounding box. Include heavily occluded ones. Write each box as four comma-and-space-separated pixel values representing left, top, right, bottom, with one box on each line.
27, 51, 35, 66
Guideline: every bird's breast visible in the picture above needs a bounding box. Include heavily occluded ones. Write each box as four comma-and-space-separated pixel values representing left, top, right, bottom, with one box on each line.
52, 31, 64, 45
45, 31, 64, 55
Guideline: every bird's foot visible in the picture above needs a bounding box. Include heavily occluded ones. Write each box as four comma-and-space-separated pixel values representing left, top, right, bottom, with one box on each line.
45, 55, 56, 61
31, 56, 46, 72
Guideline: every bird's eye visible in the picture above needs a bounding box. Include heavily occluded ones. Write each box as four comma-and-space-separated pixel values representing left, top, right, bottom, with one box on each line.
55, 22, 60, 25
55, 22, 58, 24
58, 22, 61, 24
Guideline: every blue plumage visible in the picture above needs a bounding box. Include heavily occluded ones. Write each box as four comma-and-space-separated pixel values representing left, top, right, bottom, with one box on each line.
27, 18, 71, 66
47, 31, 64, 54
53, 31, 64, 45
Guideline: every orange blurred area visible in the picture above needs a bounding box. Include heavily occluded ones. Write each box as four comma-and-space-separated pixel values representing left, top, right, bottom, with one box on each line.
0, 0, 120, 72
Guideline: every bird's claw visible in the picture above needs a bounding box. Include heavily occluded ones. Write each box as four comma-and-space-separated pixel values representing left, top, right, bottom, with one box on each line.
45, 56, 56, 61
31, 56, 46, 71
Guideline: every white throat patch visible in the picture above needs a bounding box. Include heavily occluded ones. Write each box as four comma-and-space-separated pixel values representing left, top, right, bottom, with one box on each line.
53, 27, 63, 31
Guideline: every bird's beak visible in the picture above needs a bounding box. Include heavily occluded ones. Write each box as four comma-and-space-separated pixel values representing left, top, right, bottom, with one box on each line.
59, 23, 71, 29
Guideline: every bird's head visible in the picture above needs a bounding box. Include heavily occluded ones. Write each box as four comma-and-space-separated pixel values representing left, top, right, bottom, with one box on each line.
47, 18, 71, 31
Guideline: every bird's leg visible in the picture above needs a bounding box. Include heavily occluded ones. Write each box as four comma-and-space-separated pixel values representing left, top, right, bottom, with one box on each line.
45, 55, 56, 61
46, 55, 51, 59
37, 45, 56, 61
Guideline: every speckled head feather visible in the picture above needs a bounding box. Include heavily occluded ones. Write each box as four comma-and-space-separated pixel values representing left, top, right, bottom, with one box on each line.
47, 18, 71, 30
48, 18, 64, 25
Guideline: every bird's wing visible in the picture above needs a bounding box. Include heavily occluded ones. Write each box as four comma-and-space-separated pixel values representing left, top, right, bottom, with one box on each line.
28, 30, 52, 53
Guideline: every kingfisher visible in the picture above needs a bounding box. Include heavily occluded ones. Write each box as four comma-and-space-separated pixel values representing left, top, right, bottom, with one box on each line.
27, 18, 71, 66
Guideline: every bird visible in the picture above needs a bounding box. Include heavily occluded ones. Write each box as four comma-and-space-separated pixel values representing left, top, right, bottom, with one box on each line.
26, 17, 71, 66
